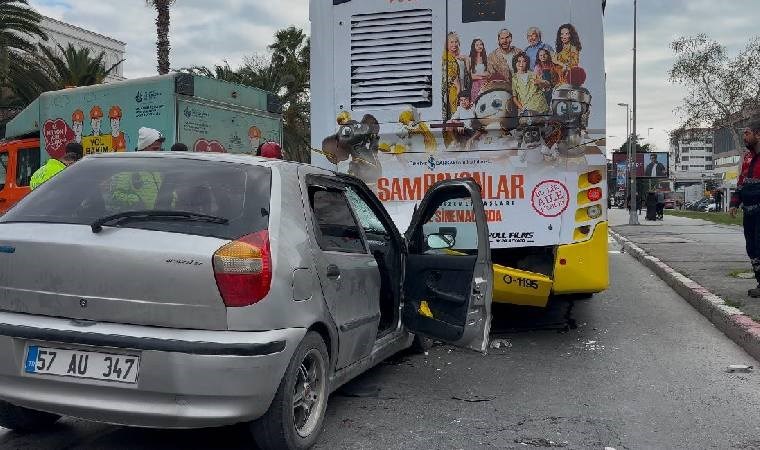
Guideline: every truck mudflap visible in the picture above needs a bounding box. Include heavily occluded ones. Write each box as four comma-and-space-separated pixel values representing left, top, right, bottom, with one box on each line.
492, 265, 553, 308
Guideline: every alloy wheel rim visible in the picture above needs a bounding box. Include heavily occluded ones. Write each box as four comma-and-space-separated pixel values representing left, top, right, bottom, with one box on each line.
292, 348, 326, 438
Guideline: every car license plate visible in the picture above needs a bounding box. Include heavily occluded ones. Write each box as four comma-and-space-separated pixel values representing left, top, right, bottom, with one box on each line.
24, 345, 140, 384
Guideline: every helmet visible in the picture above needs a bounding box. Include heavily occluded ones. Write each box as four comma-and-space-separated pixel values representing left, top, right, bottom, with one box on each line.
259, 141, 282, 159
72, 109, 85, 122
248, 126, 262, 139
336, 111, 351, 125
90, 105, 104, 119
108, 105, 122, 120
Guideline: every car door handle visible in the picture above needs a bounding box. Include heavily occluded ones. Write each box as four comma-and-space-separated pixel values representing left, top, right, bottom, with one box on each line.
326, 264, 341, 279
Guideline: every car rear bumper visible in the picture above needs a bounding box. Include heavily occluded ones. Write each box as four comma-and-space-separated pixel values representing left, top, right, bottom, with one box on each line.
0, 311, 305, 428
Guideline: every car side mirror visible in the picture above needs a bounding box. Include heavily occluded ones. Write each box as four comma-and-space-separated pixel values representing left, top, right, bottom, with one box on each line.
426, 233, 455, 250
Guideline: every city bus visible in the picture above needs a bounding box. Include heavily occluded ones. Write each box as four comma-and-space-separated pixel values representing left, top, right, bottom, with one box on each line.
310, 0, 608, 307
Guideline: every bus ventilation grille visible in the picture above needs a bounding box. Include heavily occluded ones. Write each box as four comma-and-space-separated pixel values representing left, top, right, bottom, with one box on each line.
350, 9, 433, 109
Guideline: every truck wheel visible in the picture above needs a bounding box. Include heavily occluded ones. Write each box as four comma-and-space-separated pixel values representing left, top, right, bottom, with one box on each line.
251, 331, 329, 450
0, 400, 60, 432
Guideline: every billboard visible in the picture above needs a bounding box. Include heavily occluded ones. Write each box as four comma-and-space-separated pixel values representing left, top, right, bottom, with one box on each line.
311, 0, 607, 249
612, 152, 669, 179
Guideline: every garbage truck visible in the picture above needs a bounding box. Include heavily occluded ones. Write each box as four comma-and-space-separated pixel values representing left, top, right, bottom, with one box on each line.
0, 73, 282, 213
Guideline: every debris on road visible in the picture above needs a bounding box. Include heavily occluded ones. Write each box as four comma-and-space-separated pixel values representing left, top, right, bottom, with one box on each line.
514, 437, 568, 447
451, 395, 494, 403
726, 364, 753, 373
490, 338, 513, 349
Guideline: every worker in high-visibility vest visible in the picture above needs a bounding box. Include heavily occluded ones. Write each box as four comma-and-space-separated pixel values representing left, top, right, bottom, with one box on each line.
109, 127, 165, 210
30, 143, 84, 190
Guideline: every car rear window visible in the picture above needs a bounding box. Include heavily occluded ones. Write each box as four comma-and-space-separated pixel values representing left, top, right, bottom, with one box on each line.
0, 156, 271, 240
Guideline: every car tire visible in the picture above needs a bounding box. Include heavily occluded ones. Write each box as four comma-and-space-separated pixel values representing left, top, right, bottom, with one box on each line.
409, 334, 433, 354
0, 400, 60, 433
251, 331, 329, 450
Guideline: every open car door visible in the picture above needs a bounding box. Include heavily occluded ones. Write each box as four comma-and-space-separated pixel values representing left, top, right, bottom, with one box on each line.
402, 179, 492, 353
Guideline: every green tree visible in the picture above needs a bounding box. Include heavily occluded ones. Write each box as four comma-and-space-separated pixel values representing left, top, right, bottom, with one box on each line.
669, 34, 760, 150
617, 135, 651, 153
38, 43, 123, 88
181, 27, 311, 162
146, 0, 175, 75
0, 0, 51, 111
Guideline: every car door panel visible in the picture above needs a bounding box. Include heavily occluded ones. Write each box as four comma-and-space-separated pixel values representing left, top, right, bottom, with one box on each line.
305, 179, 381, 369
402, 179, 493, 353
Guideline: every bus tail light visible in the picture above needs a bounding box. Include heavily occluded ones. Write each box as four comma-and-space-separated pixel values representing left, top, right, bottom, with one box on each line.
586, 188, 603, 202
587, 204, 602, 219
213, 230, 272, 307
587, 170, 603, 185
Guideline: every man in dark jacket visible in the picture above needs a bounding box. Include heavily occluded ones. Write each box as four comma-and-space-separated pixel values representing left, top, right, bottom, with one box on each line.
730, 122, 760, 297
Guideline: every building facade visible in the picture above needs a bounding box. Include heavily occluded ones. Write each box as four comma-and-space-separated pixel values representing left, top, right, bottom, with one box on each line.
34, 16, 126, 83
669, 128, 716, 191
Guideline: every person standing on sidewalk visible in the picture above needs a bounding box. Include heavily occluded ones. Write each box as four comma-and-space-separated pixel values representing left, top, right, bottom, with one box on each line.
730, 123, 760, 297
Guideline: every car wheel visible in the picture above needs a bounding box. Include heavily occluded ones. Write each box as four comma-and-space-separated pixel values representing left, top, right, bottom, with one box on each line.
251, 331, 329, 450
0, 400, 60, 433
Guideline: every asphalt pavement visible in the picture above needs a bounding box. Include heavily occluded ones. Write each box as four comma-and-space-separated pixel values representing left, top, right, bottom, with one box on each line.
3, 236, 760, 449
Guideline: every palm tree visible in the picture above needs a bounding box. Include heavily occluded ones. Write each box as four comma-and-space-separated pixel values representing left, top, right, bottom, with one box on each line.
38, 43, 123, 88
255, 27, 311, 162
179, 28, 311, 162
146, 0, 175, 74
0, 0, 50, 111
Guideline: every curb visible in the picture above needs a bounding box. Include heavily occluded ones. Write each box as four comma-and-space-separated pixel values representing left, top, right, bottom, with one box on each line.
609, 229, 760, 362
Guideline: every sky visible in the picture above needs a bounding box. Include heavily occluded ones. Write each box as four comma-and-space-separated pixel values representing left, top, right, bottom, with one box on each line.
28, 0, 760, 154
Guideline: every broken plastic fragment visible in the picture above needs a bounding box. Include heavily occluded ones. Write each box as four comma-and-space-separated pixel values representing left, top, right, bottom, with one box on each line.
418, 300, 433, 318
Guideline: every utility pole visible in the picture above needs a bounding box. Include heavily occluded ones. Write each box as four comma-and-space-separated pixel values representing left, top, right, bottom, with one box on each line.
630, 0, 640, 225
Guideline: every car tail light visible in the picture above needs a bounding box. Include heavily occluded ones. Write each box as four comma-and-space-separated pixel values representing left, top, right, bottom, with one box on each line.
587, 170, 603, 185
586, 188, 602, 202
587, 204, 603, 219
213, 230, 272, 307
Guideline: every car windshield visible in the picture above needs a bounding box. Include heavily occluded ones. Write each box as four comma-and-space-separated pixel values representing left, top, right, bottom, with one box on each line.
0, 156, 271, 240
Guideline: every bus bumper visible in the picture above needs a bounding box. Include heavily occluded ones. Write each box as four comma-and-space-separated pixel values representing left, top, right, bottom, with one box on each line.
553, 221, 610, 295
491, 221, 609, 307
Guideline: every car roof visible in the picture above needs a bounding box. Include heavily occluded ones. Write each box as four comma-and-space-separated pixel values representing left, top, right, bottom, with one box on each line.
86, 151, 353, 182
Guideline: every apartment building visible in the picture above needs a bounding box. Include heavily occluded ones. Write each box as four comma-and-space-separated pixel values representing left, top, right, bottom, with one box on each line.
33, 16, 126, 83
670, 128, 715, 190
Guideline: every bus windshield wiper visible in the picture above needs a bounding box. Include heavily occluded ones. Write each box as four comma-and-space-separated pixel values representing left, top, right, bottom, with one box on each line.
91, 210, 228, 233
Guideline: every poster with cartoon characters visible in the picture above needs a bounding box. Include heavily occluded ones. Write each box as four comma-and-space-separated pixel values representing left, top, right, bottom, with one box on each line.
176, 100, 282, 154
311, 0, 606, 249
38, 78, 176, 158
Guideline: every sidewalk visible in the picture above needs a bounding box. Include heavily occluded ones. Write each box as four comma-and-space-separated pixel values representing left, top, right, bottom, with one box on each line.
608, 207, 760, 360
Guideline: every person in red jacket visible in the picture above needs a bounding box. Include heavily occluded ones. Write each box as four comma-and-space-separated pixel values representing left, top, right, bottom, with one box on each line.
730, 122, 760, 297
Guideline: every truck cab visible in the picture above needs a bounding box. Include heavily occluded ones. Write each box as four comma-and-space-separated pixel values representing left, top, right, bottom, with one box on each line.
0, 138, 41, 214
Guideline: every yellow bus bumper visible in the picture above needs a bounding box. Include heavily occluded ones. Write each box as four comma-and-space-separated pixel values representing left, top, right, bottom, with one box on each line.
492, 221, 609, 307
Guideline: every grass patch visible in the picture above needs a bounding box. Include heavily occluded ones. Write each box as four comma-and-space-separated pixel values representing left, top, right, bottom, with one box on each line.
724, 299, 744, 308
665, 209, 743, 226
750, 315, 760, 323
729, 269, 755, 278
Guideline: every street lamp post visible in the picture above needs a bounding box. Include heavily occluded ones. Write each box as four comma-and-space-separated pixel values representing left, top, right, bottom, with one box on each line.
631, 0, 639, 225
618, 103, 637, 224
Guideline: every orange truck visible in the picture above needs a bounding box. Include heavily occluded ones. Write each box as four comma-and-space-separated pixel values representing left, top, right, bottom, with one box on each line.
0, 137, 41, 214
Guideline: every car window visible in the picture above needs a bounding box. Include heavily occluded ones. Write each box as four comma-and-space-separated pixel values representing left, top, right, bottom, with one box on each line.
0, 152, 7, 191
344, 186, 391, 239
15, 148, 41, 187
421, 195, 479, 255
310, 188, 367, 254
1, 157, 271, 240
